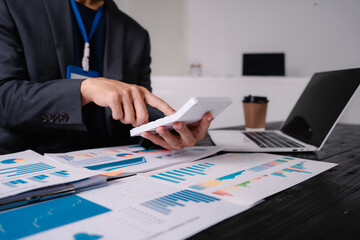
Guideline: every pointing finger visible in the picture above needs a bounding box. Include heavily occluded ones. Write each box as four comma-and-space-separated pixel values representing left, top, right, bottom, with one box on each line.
143, 90, 175, 116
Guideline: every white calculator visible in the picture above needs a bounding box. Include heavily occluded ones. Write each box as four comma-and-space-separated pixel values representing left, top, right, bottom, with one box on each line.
130, 97, 232, 137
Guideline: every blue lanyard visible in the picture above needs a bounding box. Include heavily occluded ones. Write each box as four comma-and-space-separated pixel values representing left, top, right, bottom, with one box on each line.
70, 0, 103, 72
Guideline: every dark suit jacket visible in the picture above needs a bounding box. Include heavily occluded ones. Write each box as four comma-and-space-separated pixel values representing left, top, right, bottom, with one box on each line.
0, 0, 161, 154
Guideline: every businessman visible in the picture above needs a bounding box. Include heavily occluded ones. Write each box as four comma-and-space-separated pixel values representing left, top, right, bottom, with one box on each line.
0, 0, 213, 154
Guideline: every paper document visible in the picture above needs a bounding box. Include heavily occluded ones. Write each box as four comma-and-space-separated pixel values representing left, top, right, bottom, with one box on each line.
0, 150, 102, 202
141, 153, 337, 205
1, 176, 250, 240
45, 145, 223, 177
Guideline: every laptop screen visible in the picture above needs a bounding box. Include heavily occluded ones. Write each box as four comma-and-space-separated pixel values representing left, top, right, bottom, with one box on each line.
281, 68, 360, 147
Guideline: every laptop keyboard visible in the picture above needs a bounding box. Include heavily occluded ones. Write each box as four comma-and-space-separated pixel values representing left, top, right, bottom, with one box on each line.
244, 131, 305, 148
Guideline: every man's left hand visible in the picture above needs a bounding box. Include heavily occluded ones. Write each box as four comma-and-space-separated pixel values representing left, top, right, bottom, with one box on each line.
140, 112, 214, 150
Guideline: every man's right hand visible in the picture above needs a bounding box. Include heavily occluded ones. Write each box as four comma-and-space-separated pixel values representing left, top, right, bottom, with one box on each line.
80, 78, 175, 127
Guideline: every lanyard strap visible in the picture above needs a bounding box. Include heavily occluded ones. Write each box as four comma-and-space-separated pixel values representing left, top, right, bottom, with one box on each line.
70, 0, 103, 72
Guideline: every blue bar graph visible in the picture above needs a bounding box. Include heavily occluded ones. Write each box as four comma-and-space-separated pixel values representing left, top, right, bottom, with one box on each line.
28, 174, 49, 183
85, 157, 146, 171
150, 162, 215, 184
3, 179, 28, 188
0, 163, 55, 178
50, 170, 70, 177
141, 190, 220, 215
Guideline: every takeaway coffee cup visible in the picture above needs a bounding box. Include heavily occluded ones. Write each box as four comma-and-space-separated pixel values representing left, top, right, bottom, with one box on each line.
242, 95, 269, 130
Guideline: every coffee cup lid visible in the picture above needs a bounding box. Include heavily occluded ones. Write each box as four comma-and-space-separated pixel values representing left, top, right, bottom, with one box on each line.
243, 95, 269, 103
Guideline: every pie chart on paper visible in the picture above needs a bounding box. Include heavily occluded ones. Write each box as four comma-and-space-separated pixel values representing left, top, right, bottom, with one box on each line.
1, 158, 25, 164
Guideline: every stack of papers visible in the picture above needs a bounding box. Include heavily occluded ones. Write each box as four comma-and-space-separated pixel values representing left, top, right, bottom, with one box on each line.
2, 176, 250, 240
0, 146, 337, 240
0, 150, 106, 211
0, 145, 222, 211
45, 145, 223, 177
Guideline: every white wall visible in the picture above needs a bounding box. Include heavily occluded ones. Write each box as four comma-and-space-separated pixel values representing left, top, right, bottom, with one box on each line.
188, 0, 360, 77
114, 0, 188, 75
114, 1, 360, 124
151, 76, 310, 128
151, 76, 360, 126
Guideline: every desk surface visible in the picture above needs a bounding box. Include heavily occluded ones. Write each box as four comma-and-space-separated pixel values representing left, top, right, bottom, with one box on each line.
192, 122, 360, 240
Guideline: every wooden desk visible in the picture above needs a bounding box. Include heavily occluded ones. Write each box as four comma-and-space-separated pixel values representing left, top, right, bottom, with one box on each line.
191, 123, 360, 240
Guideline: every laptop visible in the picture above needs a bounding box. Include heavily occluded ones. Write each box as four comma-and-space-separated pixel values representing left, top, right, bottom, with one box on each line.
208, 68, 360, 152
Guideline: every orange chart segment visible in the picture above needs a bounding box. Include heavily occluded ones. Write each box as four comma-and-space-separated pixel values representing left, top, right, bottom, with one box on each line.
1, 158, 25, 164
271, 162, 312, 177
212, 175, 268, 197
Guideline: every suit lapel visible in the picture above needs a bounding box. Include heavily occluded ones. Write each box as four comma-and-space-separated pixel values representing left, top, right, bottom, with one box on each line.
103, 0, 124, 80
43, 0, 74, 78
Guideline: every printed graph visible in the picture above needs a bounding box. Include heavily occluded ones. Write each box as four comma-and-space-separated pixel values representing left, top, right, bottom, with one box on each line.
189, 170, 246, 190
57, 153, 98, 162
3, 179, 28, 188
149, 163, 215, 184
28, 174, 49, 183
248, 157, 295, 172
116, 153, 135, 158
0, 195, 111, 240
1, 158, 25, 164
213, 175, 269, 197
0, 163, 55, 178
141, 189, 220, 215
85, 157, 146, 171
271, 162, 312, 177
50, 170, 70, 177
212, 161, 314, 197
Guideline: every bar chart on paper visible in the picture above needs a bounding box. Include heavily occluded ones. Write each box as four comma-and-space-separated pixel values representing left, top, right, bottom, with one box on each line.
45, 145, 223, 176
141, 189, 220, 215
85, 157, 147, 171
141, 154, 264, 189
19, 176, 249, 240
142, 153, 337, 205
0, 163, 56, 178
0, 150, 98, 199
211, 160, 335, 205
149, 162, 215, 184
141, 153, 276, 190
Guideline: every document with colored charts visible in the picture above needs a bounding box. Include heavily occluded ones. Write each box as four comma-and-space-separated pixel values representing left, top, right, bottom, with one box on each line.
0, 150, 102, 200
140, 153, 337, 205
45, 145, 223, 178
1, 176, 250, 240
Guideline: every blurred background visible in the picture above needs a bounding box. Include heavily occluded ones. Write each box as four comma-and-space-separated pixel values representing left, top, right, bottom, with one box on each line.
114, 0, 360, 127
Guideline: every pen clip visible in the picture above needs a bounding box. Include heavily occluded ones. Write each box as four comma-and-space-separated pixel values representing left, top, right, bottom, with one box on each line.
26, 185, 76, 203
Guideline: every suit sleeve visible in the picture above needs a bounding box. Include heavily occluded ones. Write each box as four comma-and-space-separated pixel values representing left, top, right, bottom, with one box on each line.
0, 0, 86, 132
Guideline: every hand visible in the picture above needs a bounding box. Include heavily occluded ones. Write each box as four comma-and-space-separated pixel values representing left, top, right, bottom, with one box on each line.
140, 112, 214, 150
80, 78, 175, 127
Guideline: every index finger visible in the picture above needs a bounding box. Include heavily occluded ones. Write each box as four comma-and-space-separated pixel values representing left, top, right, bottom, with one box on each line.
144, 91, 175, 116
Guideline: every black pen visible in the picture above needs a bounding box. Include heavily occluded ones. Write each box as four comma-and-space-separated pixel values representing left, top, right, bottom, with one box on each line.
0, 175, 107, 212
